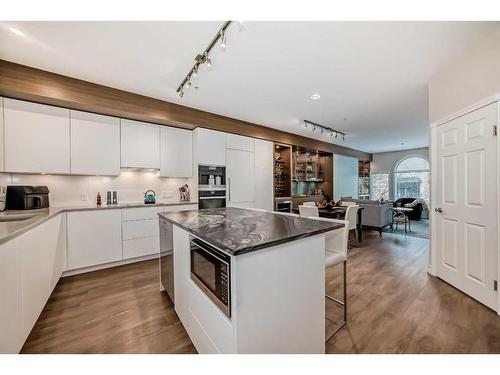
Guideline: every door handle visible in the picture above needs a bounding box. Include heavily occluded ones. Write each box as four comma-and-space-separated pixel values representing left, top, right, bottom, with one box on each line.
227, 178, 231, 202
434, 207, 443, 213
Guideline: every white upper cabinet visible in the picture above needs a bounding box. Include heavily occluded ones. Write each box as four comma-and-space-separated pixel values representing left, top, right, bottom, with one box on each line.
254, 139, 273, 169
4, 98, 70, 174
70, 110, 121, 176
160, 126, 193, 177
226, 148, 255, 203
120, 119, 160, 169
194, 128, 226, 166
226, 133, 255, 152
0, 98, 4, 172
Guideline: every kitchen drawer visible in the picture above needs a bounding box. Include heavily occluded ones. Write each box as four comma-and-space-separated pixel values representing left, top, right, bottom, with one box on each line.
123, 236, 159, 259
122, 219, 159, 240
121, 206, 163, 221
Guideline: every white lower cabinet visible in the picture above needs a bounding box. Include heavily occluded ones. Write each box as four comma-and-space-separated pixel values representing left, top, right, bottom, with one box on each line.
67, 210, 122, 270
0, 214, 66, 353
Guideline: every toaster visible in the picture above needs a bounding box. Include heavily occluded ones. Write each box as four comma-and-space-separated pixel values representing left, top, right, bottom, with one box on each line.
6, 186, 50, 210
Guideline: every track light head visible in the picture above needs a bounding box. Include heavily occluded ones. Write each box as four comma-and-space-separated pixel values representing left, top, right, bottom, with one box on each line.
220, 30, 227, 50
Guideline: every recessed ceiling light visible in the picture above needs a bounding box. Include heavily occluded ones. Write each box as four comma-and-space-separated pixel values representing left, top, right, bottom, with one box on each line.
9, 27, 24, 37
310, 93, 321, 100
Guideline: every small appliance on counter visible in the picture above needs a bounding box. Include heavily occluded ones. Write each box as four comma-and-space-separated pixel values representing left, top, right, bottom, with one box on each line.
6, 186, 50, 210
144, 190, 157, 204
179, 184, 190, 202
0, 186, 6, 211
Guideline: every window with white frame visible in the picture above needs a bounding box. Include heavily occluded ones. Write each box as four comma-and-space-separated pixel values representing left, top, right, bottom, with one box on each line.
370, 173, 389, 201
394, 156, 430, 202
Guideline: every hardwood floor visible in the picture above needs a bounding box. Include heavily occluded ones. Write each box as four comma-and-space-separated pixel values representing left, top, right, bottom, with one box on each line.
22, 231, 500, 354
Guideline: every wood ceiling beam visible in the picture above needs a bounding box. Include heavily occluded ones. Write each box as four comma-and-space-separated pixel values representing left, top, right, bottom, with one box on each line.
0, 59, 371, 160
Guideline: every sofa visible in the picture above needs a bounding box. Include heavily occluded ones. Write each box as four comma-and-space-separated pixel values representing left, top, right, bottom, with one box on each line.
393, 198, 422, 220
342, 198, 393, 236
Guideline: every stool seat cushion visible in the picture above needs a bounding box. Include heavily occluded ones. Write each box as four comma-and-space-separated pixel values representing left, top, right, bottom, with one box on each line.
325, 250, 346, 268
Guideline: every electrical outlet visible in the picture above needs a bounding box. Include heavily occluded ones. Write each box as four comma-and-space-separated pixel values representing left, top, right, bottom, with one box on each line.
161, 191, 173, 199
81, 192, 88, 202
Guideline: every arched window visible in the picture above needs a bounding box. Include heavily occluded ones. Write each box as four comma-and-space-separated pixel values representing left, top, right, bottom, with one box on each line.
395, 156, 430, 202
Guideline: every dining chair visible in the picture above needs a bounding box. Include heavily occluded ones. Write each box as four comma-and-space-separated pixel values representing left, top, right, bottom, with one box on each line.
303, 201, 316, 207
345, 205, 360, 247
299, 205, 319, 218
308, 216, 349, 340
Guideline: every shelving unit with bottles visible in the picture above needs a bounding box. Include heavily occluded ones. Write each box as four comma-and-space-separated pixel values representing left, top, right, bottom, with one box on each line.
291, 147, 333, 200
273, 143, 292, 198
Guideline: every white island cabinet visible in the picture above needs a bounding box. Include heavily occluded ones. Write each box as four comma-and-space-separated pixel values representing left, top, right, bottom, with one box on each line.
165, 208, 333, 354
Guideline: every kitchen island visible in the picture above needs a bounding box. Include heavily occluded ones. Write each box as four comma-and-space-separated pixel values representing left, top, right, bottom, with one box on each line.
158, 207, 343, 354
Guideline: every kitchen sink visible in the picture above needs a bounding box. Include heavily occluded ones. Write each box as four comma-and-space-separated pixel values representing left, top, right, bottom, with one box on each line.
0, 214, 37, 222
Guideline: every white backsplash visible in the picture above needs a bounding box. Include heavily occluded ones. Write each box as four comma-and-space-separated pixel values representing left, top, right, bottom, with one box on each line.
0, 171, 193, 207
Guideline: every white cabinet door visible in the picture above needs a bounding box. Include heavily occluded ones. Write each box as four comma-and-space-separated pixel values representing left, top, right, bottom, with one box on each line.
67, 210, 122, 269
70, 110, 121, 175
254, 168, 273, 211
226, 149, 255, 203
226, 133, 254, 152
121, 119, 160, 169
0, 236, 23, 353
21, 214, 65, 340
0, 97, 4, 171
160, 126, 193, 177
254, 139, 273, 169
194, 128, 226, 166
4, 98, 70, 174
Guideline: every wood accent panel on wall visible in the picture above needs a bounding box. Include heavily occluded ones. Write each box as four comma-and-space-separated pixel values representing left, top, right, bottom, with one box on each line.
0, 59, 371, 160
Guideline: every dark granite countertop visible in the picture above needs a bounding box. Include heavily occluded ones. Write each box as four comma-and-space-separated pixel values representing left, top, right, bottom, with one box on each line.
158, 207, 343, 256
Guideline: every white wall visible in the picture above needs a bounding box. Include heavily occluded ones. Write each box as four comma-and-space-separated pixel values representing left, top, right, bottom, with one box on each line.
0, 172, 192, 207
371, 147, 429, 200
333, 154, 358, 201
428, 26, 500, 123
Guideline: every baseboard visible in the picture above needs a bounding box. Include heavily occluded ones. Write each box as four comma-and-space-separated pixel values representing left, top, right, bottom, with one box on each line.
62, 253, 159, 277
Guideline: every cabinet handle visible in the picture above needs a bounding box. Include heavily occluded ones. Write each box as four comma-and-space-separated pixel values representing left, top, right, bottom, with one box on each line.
227, 178, 231, 201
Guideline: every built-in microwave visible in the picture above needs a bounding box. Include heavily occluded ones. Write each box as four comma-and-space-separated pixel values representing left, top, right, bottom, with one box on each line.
190, 237, 231, 318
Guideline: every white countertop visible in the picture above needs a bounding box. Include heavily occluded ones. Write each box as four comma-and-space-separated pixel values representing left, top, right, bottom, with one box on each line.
0, 201, 196, 245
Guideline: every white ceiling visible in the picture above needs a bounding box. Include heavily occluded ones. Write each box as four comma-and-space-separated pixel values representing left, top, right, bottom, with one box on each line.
0, 21, 497, 153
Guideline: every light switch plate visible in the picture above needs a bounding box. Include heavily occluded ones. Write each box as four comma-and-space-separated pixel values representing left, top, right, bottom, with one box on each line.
81, 192, 88, 201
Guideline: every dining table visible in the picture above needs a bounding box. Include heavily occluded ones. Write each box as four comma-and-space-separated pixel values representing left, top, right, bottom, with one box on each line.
292, 206, 364, 242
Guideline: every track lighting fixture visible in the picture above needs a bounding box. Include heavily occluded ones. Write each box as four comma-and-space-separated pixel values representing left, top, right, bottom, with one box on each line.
176, 21, 232, 97
220, 29, 227, 50
303, 120, 346, 141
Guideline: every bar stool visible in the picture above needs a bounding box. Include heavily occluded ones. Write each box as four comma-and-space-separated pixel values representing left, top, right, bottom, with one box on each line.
309, 216, 349, 341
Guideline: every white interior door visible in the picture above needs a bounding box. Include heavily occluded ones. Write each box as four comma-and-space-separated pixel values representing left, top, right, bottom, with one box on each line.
435, 102, 498, 310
